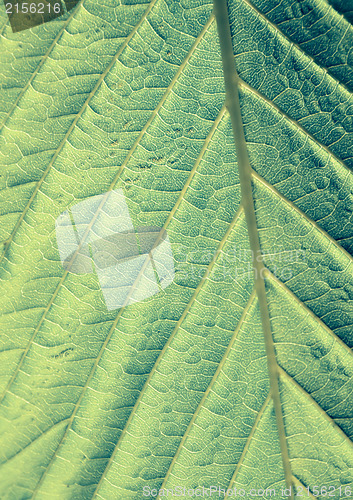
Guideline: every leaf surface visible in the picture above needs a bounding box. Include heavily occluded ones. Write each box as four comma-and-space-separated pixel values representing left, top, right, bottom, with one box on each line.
0, 0, 352, 498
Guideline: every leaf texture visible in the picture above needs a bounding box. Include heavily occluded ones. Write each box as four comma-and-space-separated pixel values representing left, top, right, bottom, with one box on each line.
0, 0, 352, 498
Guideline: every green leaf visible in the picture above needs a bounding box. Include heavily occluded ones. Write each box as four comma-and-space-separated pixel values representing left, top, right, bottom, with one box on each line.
0, 0, 352, 498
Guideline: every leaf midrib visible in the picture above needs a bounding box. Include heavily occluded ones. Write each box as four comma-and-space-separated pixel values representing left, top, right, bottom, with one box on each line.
214, 0, 293, 493
1, 0, 352, 496
4, 0, 351, 270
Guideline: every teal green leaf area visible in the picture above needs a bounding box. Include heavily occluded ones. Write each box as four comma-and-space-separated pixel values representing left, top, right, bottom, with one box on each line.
0, 0, 352, 498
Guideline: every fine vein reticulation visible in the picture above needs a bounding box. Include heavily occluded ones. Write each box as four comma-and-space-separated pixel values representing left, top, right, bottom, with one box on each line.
0, 0, 352, 498
213, 0, 293, 495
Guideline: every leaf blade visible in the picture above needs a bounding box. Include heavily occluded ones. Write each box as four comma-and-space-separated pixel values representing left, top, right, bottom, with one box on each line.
0, 0, 352, 498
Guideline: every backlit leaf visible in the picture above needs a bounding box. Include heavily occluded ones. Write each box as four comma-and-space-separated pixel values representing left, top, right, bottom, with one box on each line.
0, 0, 352, 498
